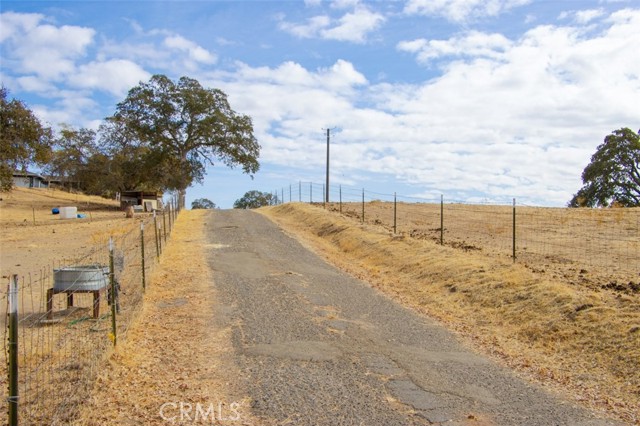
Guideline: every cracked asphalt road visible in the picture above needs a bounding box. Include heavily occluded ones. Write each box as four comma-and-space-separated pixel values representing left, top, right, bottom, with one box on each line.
207, 209, 623, 426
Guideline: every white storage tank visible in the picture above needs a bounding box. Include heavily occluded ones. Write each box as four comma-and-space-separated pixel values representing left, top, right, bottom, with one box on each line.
59, 206, 77, 219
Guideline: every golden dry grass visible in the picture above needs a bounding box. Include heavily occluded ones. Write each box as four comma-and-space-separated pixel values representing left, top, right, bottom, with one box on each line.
261, 203, 640, 425
0, 186, 120, 225
73, 210, 257, 426
0, 187, 177, 424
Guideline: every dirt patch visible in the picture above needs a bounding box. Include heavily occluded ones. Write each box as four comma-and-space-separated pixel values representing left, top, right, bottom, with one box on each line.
1, 187, 135, 281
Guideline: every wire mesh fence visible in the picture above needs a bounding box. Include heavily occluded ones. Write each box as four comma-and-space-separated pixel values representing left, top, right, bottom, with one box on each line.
272, 182, 639, 290
2, 196, 183, 425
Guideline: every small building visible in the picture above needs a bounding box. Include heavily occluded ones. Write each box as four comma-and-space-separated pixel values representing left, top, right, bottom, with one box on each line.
12, 171, 49, 188
119, 191, 163, 212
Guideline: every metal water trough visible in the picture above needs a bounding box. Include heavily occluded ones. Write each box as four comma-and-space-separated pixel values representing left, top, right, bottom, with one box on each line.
53, 264, 109, 291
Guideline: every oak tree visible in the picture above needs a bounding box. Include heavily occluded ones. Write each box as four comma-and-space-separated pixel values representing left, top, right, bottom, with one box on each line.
105, 75, 260, 192
233, 190, 273, 209
569, 128, 640, 207
0, 88, 53, 190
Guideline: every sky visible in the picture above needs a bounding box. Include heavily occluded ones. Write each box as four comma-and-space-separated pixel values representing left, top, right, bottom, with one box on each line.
1, 0, 639, 208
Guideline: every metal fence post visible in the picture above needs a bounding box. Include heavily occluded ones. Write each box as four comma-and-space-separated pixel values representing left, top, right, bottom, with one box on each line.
339, 185, 342, 214
141, 222, 146, 292
153, 211, 160, 260
310, 182, 313, 203
440, 195, 444, 245
162, 208, 167, 243
8, 274, 19, 426
299, 181, 302, 202
513, 198, 516, 263
394, 192, 397, 234
109, 238, 117, 346
167, 204, 172, 234
361, 188, 365, 224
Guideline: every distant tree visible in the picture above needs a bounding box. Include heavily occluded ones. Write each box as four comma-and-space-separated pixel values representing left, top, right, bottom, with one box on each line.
569, 128, 640, 207
46, 126, 99, 188
191, 198, 216, 209
104, 75, 261, 193
233, 190, 274, 209
0, 88, 54, 191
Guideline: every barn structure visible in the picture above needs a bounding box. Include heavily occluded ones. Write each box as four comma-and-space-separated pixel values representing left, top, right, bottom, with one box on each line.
119, 191, 163, 212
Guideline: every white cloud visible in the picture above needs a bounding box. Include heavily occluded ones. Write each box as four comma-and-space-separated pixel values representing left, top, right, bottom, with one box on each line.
279, 3, 384, 43
321, 5, 385, 43
71, 59, 151, 96
163, 35, 217, 64
559, 8, 606, 24
212, 9, 640, 205
0, 11, 43, 42
279, 15, 331, 39
397, 31, 512, 63
0, 11, 95, 80
404, 0, 532, 22
330, 0, 360, 9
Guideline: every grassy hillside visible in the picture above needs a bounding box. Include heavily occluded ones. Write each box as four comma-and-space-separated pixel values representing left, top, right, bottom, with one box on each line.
262, 203, 639, 424
0, 187, 119, 225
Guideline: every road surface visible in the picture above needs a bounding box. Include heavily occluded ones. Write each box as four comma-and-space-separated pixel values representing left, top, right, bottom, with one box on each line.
206, 209, 622, 426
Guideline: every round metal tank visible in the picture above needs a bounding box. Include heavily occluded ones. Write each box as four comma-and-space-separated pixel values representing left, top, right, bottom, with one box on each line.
53, 265, 109, 291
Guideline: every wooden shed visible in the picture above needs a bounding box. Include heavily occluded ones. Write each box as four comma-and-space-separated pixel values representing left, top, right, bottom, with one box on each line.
119, 191, 163, 212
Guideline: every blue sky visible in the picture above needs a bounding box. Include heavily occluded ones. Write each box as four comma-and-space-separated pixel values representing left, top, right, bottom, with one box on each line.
1, 0, 639, 208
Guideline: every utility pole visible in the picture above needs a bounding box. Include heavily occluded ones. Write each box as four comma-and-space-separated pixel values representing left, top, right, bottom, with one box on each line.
325, 128, 330, 203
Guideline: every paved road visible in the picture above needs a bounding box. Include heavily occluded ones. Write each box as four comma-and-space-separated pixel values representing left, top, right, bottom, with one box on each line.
206, 210, 622, 426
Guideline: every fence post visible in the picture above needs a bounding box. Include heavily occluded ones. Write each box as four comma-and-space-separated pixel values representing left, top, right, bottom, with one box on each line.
32, 206, 36, 225
8, 274, 19, 426
162, 208, 167, 243
154, 211, 160, 260
167, 204, 172, 234
361, 188, 365, 224
289, 184, 292, 202
394, 192, 397, 234
512, 198, 516, 263
281, 187, 284, 205
310, 182, 313, 204
339, 185, 342, 214
141, 222, 146, 292
299, 181, 302, 202
109, 238, 117, 346
440, 195, 444, 245
323, 183, 326, 209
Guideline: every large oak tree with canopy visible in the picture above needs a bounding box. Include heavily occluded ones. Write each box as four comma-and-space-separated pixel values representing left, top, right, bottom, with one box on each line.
104, 74, 260, 193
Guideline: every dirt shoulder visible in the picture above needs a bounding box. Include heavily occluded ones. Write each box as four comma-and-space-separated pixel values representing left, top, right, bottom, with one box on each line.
260, 203, 639, 425
74, 210, 256, 425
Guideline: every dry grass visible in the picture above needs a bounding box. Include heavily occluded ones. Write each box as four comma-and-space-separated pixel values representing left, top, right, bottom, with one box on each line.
73, 210, 257, 425
334, 201, 639, 291
261, 203, 640, 425
0, 187, 172, 424
0, 186, 120, 226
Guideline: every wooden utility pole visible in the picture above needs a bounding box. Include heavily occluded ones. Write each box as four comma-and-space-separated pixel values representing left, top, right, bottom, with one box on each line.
325, 128, 330, 204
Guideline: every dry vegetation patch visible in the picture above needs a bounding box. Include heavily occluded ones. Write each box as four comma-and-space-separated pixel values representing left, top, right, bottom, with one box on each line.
74, 210, 255, 425
261, 203, 640, 425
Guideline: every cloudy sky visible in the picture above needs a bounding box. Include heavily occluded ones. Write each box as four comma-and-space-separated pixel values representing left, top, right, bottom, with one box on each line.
1, 1, 639, 208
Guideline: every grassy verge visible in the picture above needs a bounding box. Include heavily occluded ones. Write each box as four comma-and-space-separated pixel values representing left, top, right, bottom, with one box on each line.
261, 203, 640, 425
74, 210, 254, 425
